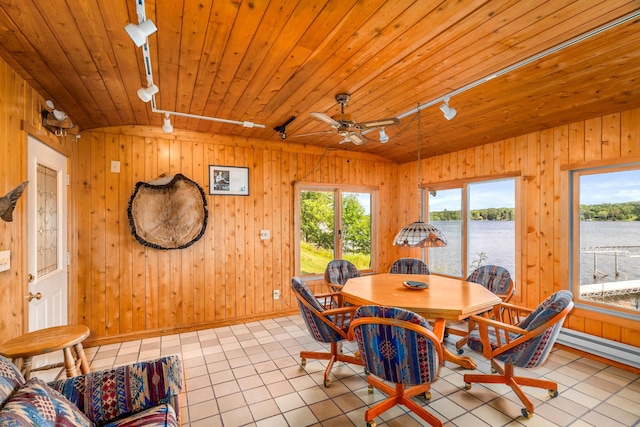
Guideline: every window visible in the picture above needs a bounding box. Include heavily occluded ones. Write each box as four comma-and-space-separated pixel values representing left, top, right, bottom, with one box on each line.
571, 165, 640, 313
427, 178, 516, 279
296, 185, 375, 277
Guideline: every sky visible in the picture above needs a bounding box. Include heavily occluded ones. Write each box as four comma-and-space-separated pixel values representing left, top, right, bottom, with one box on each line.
429, 178, 515, 211
580, 169, 640, 205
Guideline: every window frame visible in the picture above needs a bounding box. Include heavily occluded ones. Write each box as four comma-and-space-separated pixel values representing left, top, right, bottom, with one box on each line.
294, 182, 378, 279
425, 174, 520, 281
568, 161, 640, 319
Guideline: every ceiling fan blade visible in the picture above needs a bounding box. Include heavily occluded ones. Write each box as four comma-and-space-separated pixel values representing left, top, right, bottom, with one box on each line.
348, 133, 365, 145
292, 130, 334, 137
355, 117, 400, 129
310, 112, 340, 128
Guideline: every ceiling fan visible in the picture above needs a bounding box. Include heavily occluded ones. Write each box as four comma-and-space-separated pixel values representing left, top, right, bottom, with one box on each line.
300, 93, 400, 145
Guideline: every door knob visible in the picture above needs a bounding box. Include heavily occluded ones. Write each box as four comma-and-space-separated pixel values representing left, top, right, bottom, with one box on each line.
26, 292, 42, 302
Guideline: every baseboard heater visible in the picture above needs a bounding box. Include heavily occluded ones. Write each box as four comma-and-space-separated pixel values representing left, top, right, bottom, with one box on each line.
557, 328, 640, 370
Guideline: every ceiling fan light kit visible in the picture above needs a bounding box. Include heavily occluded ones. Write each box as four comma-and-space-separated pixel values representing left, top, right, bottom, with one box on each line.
304, 93, 400, 145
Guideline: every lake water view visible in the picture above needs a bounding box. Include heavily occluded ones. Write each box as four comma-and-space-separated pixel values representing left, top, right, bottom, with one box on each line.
428, 220, 640, 287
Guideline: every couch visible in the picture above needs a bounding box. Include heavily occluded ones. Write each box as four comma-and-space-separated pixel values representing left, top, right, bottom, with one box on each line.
0, 353, 183, 426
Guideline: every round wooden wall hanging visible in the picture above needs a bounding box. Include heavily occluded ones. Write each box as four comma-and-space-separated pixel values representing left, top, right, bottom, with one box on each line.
128, 174, 208, 250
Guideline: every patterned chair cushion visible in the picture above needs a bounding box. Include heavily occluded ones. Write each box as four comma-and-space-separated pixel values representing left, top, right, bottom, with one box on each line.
101, 404, 177, 427
0, 356, 25, 406
292, 277, 348, 344
389, 258, 430, 275
324, 260, 361, 286
352, 306, 439, 385
49, 355, 182, 426
466, 265, 512, 295
467, 290, 573, 368
0, 377, 94, 427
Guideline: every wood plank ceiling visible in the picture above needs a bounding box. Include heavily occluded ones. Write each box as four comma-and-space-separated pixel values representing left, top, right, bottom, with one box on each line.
0, 0, 639, 164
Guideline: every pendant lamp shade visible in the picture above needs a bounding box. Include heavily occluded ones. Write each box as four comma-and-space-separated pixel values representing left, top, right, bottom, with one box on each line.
392, 104, 447, 248
393, 220, 447, 247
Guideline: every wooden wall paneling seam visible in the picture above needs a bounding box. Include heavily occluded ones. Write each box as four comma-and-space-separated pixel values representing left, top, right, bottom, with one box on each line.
89, 131, 107, 337
584, 117, 603, 162
601, 113, 621, 160
204, 143, 217, 323
538, 129, 555, 306
262, 149, 274, 314
144, 137, 159, 330
119, 134, 134, 334
191, 141, 206, 325
104, 133, 120, 336
253, 149, 265, 315
169, 139, 183, 327
130, 136, 147, 332
155, 138, 171, 328
234, 145, 246, 318
553, 126, 568, 296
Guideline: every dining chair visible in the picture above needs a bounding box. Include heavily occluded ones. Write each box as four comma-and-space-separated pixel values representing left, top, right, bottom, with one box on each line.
463, 290, 574, 418
291, 277, 363, 387
389, 257, 430, 274
324, 259, 361, 292
348, 305, 444, 427
455, 264, 515, 353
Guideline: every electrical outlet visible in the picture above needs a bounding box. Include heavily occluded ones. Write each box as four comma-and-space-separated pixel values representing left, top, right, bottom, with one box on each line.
260, 230, 270, 240
110, 160, 120, 173
273, 289, 280, 300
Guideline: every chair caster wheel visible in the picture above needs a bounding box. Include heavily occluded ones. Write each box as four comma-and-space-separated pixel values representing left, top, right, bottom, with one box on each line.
301, 358, 306, 367
457, 348, 464, 355
367, 421, 376, 427
548, 389, 558, 398
491, 367, 497, 373
367, 385, 374, 394
324, 379, 331, 388
424, 391, 431, 400
521, 408, 533, 418
464, 383, 471, 390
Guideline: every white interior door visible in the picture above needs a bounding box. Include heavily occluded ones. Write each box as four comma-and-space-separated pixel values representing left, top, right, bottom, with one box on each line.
27, 136, 68, 336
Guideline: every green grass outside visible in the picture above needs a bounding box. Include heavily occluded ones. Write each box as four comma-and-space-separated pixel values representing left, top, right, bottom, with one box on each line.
300, 241, 371, 275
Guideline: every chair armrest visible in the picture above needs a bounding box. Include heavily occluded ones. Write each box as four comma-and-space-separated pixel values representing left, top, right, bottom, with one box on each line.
48, 355, 183, 426
470, 314, 528, 359
491, 301, 533, 325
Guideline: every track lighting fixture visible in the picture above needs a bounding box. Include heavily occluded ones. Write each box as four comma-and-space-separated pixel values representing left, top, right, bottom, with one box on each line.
162, 113, 173, 133
439, 98, 457, 120
378, 127, 389, 143
124, 19, 157, 47
137, 84, 159, 102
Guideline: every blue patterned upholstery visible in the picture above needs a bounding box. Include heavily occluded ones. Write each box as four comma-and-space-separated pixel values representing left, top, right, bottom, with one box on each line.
352, 306, 440, 385
349, 306, 443, 425
292, 277, 346, 343
466, 265, 514, 299
324, 259, 361, 291
292, 277, 363, 387
389, 258, 430, 275
467, 290, 572, 368
464, 291, 574, 417
0, 354, 182, 427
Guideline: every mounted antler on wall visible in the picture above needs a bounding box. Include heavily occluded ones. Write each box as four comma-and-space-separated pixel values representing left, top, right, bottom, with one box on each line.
0, 181, 28, 222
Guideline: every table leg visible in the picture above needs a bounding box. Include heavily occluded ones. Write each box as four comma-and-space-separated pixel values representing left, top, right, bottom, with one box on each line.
74, 343, 90, 374
434, 319, 477, 370
63, 347, 78, 378
19, 357, 33, 380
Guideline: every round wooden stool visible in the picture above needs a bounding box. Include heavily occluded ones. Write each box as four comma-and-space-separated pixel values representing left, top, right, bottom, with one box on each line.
0, 325, 91, 379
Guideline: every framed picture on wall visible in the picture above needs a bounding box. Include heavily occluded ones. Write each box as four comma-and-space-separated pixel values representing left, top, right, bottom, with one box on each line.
208, 165, 250, 196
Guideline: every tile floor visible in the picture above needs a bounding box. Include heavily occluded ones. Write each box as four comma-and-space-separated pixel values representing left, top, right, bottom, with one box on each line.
41, 315, 640, 426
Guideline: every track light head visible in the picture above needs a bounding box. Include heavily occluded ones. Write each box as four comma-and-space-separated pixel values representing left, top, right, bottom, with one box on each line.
439, 98, 457, 120
162, 113, 173, 133
124, 19, 157, 47
137, 84, 159, 102
379, 127, 389, 143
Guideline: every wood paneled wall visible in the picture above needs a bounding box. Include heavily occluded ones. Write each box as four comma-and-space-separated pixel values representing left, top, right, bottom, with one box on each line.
0, 57, 78, 340
1, 53, 638, 350
418, 109, 640, 347
74, 127, 405, 345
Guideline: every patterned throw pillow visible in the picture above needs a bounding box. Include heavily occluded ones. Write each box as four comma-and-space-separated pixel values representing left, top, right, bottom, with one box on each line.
0, 377, 94, 427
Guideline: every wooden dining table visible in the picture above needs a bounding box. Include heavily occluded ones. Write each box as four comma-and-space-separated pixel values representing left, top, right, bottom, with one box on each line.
341, 273, 502, 369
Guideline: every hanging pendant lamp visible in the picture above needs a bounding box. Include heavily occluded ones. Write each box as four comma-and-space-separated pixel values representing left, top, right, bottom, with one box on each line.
393, 105, 447, 248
